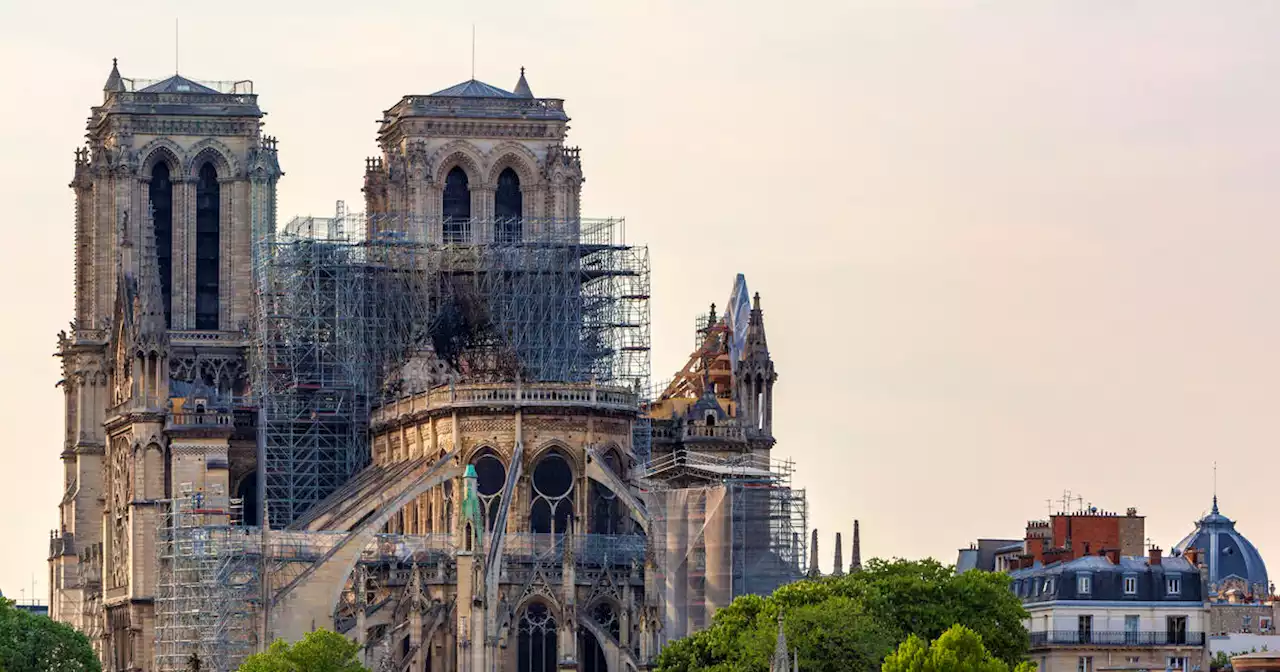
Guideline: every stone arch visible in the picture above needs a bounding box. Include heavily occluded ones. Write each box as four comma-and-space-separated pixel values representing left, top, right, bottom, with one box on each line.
143, 442, 164, 500
429, 140, 485, 186
138, 139, 185, 177
528, 439, 583, 475
485, 142, 541, 187
469, 447, 508, 531
185, 139, 239, 180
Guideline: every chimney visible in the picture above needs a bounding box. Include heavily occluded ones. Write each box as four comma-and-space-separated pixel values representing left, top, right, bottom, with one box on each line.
1149, 546, 1163, 566
832, 532, 844, 577
1105, 548, 1120, 564
1185, 548, 1199, 567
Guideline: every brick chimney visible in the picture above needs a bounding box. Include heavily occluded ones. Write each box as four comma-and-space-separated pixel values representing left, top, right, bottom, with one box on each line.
1149, 546, 1163, 566
1105, 548, 1120, 564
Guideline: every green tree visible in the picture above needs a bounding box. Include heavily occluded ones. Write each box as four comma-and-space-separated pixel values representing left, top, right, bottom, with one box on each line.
238, 629, 367, 672
655, 558, 1030, 672
0, 598, 99, 672
882, 625, 1036, 672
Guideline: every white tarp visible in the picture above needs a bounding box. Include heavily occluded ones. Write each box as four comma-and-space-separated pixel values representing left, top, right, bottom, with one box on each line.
725, 274, 751, 374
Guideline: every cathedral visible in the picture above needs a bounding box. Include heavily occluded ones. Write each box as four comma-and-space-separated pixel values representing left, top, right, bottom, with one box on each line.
48, 60, 806, 672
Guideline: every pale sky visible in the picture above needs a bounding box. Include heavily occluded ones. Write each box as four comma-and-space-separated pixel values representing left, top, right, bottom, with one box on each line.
3, 1, 1280, 600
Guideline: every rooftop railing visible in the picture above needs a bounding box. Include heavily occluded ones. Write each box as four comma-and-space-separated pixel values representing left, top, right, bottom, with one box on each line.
372, 382, 638, 424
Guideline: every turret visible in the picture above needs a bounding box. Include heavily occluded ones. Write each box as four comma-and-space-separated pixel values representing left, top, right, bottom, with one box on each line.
832, 532, 844, 577
850, 520, 862, 573
808, 529, 820, 578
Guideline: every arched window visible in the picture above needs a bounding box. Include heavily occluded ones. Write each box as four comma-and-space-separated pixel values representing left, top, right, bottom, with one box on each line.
443, 479, 454, 534
149, 162, 174, 327
195, 162, 220, 329
518, 602, 557, 672
472, 452, 507, 531
495, 167, 522, 243
530, 452, 574, 534
442, 166, 470, 243
590, 451, 629, 535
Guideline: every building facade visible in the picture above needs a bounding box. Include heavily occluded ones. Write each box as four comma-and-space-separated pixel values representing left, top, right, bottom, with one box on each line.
50, 61, 280, 670
1010, 550, 1210, 672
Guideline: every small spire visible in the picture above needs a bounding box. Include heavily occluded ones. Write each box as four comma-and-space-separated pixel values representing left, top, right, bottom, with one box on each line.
807, 529, 820, 578
513, 66, 534, 98
753, 291, 761, 310
1212, 462, 1219, 515
832, 532, 844, 577
771, 612, 790, 672
104, 57, 125, 93
850, 520, 862, 573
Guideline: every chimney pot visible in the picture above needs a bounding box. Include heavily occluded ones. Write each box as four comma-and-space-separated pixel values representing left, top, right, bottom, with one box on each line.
1149, 547, 1163, 565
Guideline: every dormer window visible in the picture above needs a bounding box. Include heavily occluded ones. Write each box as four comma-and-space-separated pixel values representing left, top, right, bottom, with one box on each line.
705, 413, 716, 427
1124, 576, 1138, 595
1166, 575, 1181, 596
1078, 574, 1092, 595
1045, 577, 1056, 594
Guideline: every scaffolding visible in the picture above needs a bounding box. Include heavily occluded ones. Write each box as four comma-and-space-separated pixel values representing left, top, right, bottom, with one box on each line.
252, 206, 651, 526
153, 487, 259, 672
642, 451, 807, 640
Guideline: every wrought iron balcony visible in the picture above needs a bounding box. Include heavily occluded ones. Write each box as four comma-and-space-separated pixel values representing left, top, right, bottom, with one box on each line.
1029, 631, 1205, 648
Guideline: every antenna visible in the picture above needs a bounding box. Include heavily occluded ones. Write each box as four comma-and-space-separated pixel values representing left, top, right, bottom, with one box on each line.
471, 24, 476, 80
175, 18, 179, 74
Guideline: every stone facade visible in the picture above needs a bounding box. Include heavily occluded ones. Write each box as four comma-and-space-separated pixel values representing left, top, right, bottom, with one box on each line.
49, 62, 280, 670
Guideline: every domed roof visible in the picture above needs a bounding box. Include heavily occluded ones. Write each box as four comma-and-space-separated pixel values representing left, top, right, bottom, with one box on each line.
1174, 497, 1269, 596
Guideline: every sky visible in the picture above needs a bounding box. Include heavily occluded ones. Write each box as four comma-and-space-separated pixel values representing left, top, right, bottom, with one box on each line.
2, 1, 1280, 600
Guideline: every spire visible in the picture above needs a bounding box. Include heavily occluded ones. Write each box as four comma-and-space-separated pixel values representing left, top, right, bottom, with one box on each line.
513, 66, 534, 98
1212, 462, 1219, 515
771, 612, 790, 672
850, 520, 862, 573
832, 532, 844, 577
137, 204, 168, 339
807, 529, 820, 578
104, 57, 125, 93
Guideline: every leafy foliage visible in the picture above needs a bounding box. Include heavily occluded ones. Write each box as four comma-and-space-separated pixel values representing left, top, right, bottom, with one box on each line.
882, 625, 1037, 672
654, 559, 1029, 672
0, 598, 99, 672
238, 629, 367, 672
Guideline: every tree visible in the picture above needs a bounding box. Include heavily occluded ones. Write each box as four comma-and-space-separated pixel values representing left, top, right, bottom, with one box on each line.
0, 598, 99, 672
238, 629, 368, 672
882, 625, 1037, 672
654, 559, 1030, 672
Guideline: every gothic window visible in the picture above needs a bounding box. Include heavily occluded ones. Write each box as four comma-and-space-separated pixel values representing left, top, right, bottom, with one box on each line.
590, 601, 620, 640
472, 451, 507, 531
495, 167, 523, 243
518, 602, 557, 672
443, 479, 454, 534
590, 451, 629, 535
530, 452, 574, 534
195, 162, 220, 329
149, 162, 174, 327
442, 166, 470, 243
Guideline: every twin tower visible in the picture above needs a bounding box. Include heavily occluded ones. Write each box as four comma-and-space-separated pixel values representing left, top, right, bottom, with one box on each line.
51, 60, 592, 671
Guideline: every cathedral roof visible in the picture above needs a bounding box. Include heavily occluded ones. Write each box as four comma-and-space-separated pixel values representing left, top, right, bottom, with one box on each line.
1173, 497, 1269, 595
138, 74, 221, 94
429, 79, 522, 98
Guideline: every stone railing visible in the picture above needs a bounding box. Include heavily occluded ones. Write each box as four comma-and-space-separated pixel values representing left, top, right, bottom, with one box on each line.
169, 330, 246, 346
372, 383, 638, 424
165, 411, 236, 430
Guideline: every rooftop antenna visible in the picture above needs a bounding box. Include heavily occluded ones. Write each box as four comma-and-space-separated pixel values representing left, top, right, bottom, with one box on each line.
175, 18, 179, 74
1213, 461, 1219, 513
471, 24, 476, 80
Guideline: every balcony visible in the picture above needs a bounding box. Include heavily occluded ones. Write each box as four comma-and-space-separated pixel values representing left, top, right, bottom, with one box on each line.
1029, 631, 1205, 648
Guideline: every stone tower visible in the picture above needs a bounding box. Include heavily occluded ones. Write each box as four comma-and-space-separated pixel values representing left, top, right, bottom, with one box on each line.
363, 68, 584, 242
50, 59, 281, 670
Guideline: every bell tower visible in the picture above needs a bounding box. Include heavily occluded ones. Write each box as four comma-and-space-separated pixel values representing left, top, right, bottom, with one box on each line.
51, 59, 281, 670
